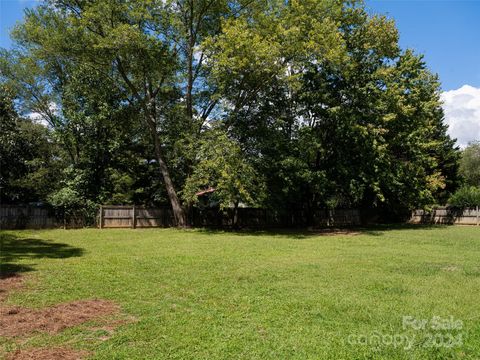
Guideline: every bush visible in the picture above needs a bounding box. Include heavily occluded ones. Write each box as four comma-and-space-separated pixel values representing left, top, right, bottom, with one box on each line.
48, 186, 98, 227
448, 186, 480, 209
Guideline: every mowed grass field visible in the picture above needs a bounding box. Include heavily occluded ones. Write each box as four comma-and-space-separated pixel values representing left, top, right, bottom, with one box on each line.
1, 226, 480, 359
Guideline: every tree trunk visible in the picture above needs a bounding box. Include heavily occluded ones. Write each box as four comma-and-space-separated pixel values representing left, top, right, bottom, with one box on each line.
116, 57, 187, 227
233, 200, 239, 229
186, 46, 194, 119
148, 119, 187, 227
186, 5, 195, 119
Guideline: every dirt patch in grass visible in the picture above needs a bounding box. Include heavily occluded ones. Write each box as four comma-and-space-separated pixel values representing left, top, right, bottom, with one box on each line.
6, 347, 89, 360
88, 316, 137, 341
442, 265, 459, 272
0, 272, 130, 359
310, 228, 361, 236
0, 299, 120, 337
1, 274, 121, 338
0, 274, 24, 302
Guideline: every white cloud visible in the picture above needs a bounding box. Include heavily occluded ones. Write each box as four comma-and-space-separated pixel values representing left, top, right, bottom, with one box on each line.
26, 111, 49, 127
441, 85, 480, 148
25, 102, 59, 128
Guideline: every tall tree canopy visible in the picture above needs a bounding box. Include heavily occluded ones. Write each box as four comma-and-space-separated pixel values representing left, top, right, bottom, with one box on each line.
0, 0, 460, 224
0, 85, 61, 203
205, 1, 460, 217
459, 142, 480, 187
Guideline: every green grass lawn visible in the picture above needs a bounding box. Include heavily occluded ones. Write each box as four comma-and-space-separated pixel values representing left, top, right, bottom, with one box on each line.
1, 226, 480, 359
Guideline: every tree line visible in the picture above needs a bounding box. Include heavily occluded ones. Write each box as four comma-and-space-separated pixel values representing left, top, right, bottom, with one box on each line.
0, 0, 471, 226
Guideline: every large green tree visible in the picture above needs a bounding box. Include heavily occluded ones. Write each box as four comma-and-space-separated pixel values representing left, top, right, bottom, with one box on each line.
5, 0, 267, 226
0, 86, 61, 203
1, 0, 460, 224
205, 1, 460, 218
459, 142, 480, 187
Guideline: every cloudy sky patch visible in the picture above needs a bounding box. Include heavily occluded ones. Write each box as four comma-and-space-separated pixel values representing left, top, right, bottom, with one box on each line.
441, 85, 480, 148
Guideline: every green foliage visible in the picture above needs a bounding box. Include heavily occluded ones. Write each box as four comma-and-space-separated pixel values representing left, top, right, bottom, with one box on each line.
182, 128, 265, 210
206, 1, 460, 215
0, 0, 461, 221
460, 142, 480, 187
4, 0, 264, 226
448, 186, 480, 209
47, 168, 98, 225
0, 85, 62, 203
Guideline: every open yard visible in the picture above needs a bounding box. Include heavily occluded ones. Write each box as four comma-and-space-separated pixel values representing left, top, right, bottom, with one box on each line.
1, 226, 480, 359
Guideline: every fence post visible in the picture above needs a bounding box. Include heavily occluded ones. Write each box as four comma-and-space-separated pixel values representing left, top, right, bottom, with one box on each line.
99, 205, 103, 229
132, 205, 136, 229
476, 206, 479, 226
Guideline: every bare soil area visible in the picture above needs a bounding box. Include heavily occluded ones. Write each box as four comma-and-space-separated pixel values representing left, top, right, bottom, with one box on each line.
6, 347, 89, 360
0, 273, 124, 359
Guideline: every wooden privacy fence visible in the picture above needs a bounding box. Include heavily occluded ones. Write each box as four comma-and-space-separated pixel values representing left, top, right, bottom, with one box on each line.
0, 205, 89, 229
0, 205, 59, 229
99, 205, 174, 228
411, 207, 480, 225
189, 208, 361, 228
4, 204, 479, 229
98, 205, 361, 228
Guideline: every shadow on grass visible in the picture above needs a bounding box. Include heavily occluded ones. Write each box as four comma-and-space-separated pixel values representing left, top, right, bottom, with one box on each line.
189, 223, 450, 239
362, 224, 454, 237
0, 233, 84, 277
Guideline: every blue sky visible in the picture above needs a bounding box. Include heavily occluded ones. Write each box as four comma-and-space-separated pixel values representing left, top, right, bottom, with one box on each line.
365, 0, 480, 146
366, 0, 480, 91
0, 0, 38, 50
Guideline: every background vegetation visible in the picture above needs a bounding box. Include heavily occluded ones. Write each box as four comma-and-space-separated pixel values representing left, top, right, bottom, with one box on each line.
1, 0, 476, 225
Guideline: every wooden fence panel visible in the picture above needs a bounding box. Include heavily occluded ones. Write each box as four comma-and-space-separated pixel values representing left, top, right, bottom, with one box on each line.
332, 209, 361, 226
0, 205, 59, 229
102, 206, 133, 228
136, 208, 174, 228
98, 206, 362, 229
9, 204, 478, 229
99, 206, 175, 228
410, 207, 480, 225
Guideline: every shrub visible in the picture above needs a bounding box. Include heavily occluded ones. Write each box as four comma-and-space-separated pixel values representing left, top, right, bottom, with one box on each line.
448, 186, 480, 209
48, 186, 98, 227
